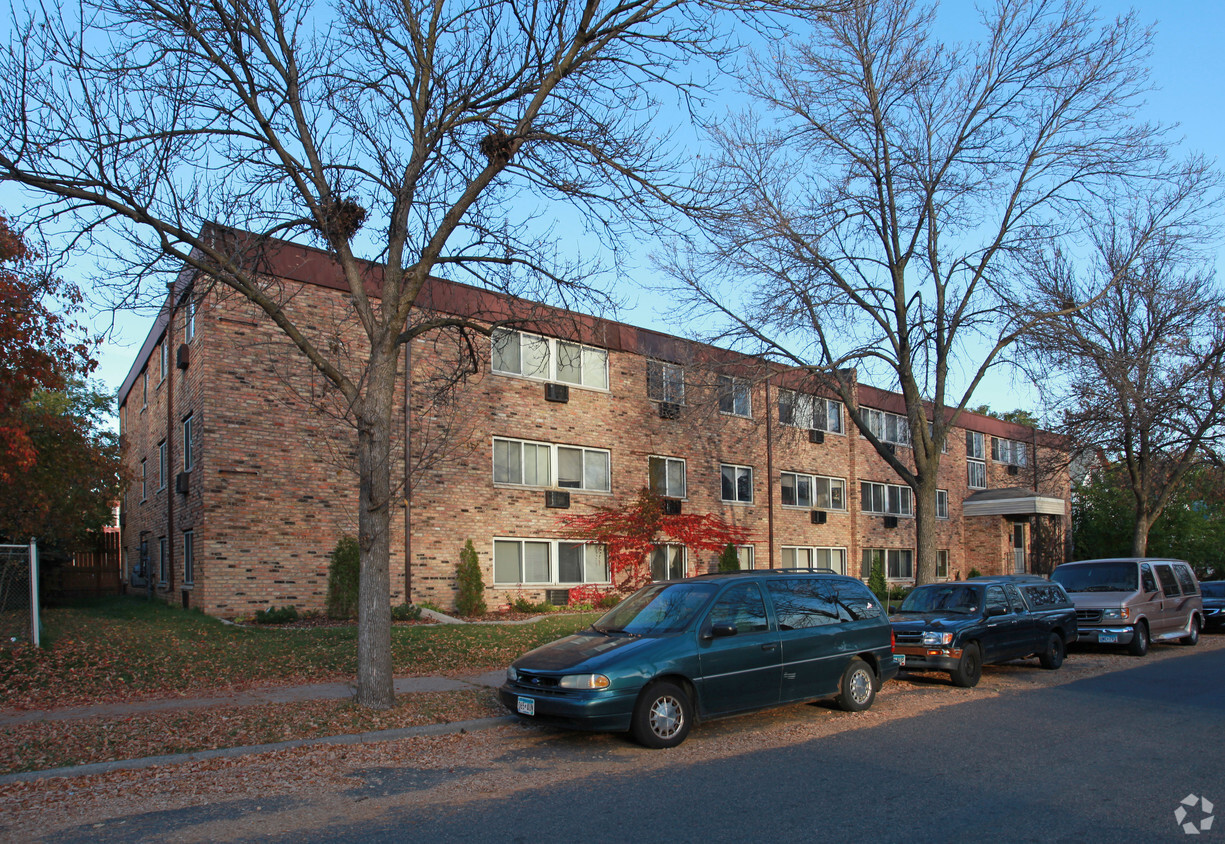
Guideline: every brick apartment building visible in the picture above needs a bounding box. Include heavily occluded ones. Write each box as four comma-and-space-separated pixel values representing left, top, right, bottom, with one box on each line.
116, 236, 1071, 618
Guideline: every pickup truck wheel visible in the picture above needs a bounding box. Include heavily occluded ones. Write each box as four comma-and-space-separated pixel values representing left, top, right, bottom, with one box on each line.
631, 681, 692, 749
950, 643, 982, 688
836, 658, 876, 712
1038, 633, 1065, 670
1128, 621, 1149, 656
1180, 617, 1200, 646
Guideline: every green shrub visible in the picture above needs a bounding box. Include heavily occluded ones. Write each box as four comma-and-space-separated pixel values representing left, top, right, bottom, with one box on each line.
253, 605, 299, 625
511, 596, 553, 614
416, 599, 444, 614
967, 567, 982, 579
868, 561, 887, 604
717, 543, 742, 573
455, 539, 487, 617
391, 602, 422, 622
596, 592, 621, 609
325, 536, 361, 619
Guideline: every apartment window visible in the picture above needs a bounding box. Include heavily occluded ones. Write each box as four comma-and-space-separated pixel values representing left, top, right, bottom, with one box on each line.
491, 328, 608, 390
159, 341, 168, 382
492, 438, 610, 492
717, 375, 751, 418
778, 389, 843, 433
863, 408, 911, 447
735, 545, 755, 570
182, 414, 194, 471
781, 472, 846, 510
936, 549, 949, 580
140, 459, 147, 500
142, 370, 148, 406
558, 542, 609, 584
158, 536, 168, 585
647, 360, 685, 404
185, 297, 196, 342
648, 456, 686, 499
966, 431, 986, 489
860, 482, 914, 517
720, 464, 753, 504
992, 437, 1029, 466
966, 430, 985, 459
863, 548, 914, 581
157, 440, 167, 490
650, 544, 686, 581
936, 489, 949, 520
183, 530, 195, 586
493, 539, 611, 586
782, 546, 847, 574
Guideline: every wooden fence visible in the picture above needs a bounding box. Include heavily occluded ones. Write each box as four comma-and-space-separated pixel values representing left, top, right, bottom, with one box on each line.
57, 529, 122, 598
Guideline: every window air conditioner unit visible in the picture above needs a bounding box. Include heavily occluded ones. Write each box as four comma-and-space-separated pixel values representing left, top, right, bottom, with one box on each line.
1007, 464, 1020, 476
808, 429, 825, 444
883, 515, 898, 529
544, 490, 571, 509
545, 383, 569, 403
810, 510, 827, 525
176, 344, 190, 370
176, 472, 191, 495
658, 402, 682, 419
662, 498, 682, 515
545, 589, 570, 607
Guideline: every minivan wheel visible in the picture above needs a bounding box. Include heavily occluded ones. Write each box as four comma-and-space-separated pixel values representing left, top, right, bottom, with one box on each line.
1038, 633, 1065, 670
1128, 622, 1149, 656
1181, 617, 1200, 646
950, 643, 982, 688
631, 681, 692, 749
836, 658, 876, 712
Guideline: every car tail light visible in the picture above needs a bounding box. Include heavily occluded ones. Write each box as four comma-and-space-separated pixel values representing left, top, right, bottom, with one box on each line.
891, 629, 896, 650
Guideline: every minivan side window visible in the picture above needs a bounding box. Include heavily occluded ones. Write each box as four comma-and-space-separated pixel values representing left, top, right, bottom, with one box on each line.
707, 583, 770, 634
766, 579, 840, 629
1155, 564, 1181, 596
1174, 565, 1199, 596
833, 580, 883, 621
1141, 564, 1158, 593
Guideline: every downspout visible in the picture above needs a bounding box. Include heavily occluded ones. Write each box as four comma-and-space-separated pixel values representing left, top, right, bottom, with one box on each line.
765, 379, 775, 569
404, 339, 412, 601
164, 284, 176, 594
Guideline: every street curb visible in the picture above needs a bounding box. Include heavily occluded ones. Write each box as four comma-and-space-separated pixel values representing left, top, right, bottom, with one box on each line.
0, 715, 516, 785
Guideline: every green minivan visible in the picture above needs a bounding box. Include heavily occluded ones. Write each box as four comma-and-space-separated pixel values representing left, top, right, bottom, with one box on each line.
498, 571, 900, 748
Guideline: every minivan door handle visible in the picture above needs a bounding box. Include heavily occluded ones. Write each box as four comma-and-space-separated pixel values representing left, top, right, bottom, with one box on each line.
761, 643, 777, 652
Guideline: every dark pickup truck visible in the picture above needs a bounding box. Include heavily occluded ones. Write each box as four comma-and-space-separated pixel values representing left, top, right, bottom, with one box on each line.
890, 575, 1079, 687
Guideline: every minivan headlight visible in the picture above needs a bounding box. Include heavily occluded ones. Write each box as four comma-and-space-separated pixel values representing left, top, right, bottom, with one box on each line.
1101, 608, 1130, 620
921, 631, 953, 646
559, 674, 611, 690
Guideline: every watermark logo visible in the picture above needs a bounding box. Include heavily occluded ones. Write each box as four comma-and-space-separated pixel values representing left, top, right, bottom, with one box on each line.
1176, 794, 1215, 835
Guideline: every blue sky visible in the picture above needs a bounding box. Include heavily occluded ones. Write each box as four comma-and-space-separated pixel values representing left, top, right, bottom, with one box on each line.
21, 0, 1225, 423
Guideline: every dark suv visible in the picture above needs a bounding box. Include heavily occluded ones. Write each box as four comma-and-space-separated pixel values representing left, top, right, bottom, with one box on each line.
890, 575, 1078, 687
499, 571, 900, 748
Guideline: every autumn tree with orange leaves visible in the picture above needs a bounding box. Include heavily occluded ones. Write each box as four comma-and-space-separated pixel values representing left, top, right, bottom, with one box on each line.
559, 489, 751, 595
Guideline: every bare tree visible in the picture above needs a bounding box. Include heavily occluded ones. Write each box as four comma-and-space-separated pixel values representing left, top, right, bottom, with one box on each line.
660, 0, 1197, 584
1019, 212, 1225, 556
0, 0, 819, 708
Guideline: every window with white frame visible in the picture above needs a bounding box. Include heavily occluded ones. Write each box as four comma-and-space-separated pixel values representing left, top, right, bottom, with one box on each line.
778, 389, 843, 433
493, 539, 610, 585
936, 549, 949, 580
992, 437, 1029, 466
159, 341, 168, 382
491, 328, 609, 390
649, 456, 686, 498
782, 546, 847, 574
717, 375, 752, 418
158, 536, 168, 584
647, 360, 685, 404
720, 463, 753, 504
735, 545, 755, 570
862, 408, 911, 446
966, 431, 986, 489
158, 440, 167, 490
183, 530, 195, 585
185, 297, 196, 342
863, 548, 913, 580
860, 482, 914, 516
781, 472, 846, 510
142, 370, 148, 406
140, 459, 147, 500
182, 414, 194, 472
492, 438, 610, 492
650, 544, 686, 581
936, 489, 949, 519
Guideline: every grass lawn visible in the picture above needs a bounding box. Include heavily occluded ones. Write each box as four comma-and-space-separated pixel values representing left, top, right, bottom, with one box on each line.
0, 596, 597, 711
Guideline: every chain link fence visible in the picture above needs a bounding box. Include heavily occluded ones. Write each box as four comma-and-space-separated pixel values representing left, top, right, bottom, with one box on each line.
0, 542, 39, 646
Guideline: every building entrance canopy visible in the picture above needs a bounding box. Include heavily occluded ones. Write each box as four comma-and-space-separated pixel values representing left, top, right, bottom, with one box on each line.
962, 487, 1066, 517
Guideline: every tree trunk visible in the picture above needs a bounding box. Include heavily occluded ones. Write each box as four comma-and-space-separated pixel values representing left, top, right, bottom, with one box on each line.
913, 475, 940, 585
354, 340, 398, 709
1131, 511, 1151, 558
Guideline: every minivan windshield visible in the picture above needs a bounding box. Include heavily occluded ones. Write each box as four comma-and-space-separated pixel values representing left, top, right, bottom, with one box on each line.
592, 582, 719, 636
1051, 562, 1138, 593
897, 585, 980, 614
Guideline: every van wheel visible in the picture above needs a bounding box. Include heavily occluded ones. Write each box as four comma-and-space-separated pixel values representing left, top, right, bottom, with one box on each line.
631, 681, 692, 749
836, 658, 876, 712
1038, 633, 1065, 670
1128, 622, 1149, 656
1180, 617, 1200, 646
950, 643, 982, 688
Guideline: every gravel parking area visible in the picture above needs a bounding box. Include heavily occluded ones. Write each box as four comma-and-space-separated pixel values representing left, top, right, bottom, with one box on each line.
2, 636, 1221, 841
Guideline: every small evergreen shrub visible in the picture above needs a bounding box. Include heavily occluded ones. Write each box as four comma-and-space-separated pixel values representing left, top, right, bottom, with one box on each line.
455, 539, 487, 617
253, 605, 299, 624
325, 535, 361, 619
717, 543, 741, 573
511, 596, 553, 614
868, 561, 888, 604
967, 567, 982, 579
391, 602, 422, 621
596, 592, 621, 610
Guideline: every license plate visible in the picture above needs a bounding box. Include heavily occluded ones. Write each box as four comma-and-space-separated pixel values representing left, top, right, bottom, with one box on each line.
894, 654, 906, 666
1099, 633, 1118, 643
517, 696, 535, 716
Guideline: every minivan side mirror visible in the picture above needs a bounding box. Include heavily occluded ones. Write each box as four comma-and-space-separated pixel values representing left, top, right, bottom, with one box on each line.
710, 622, 738, 638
